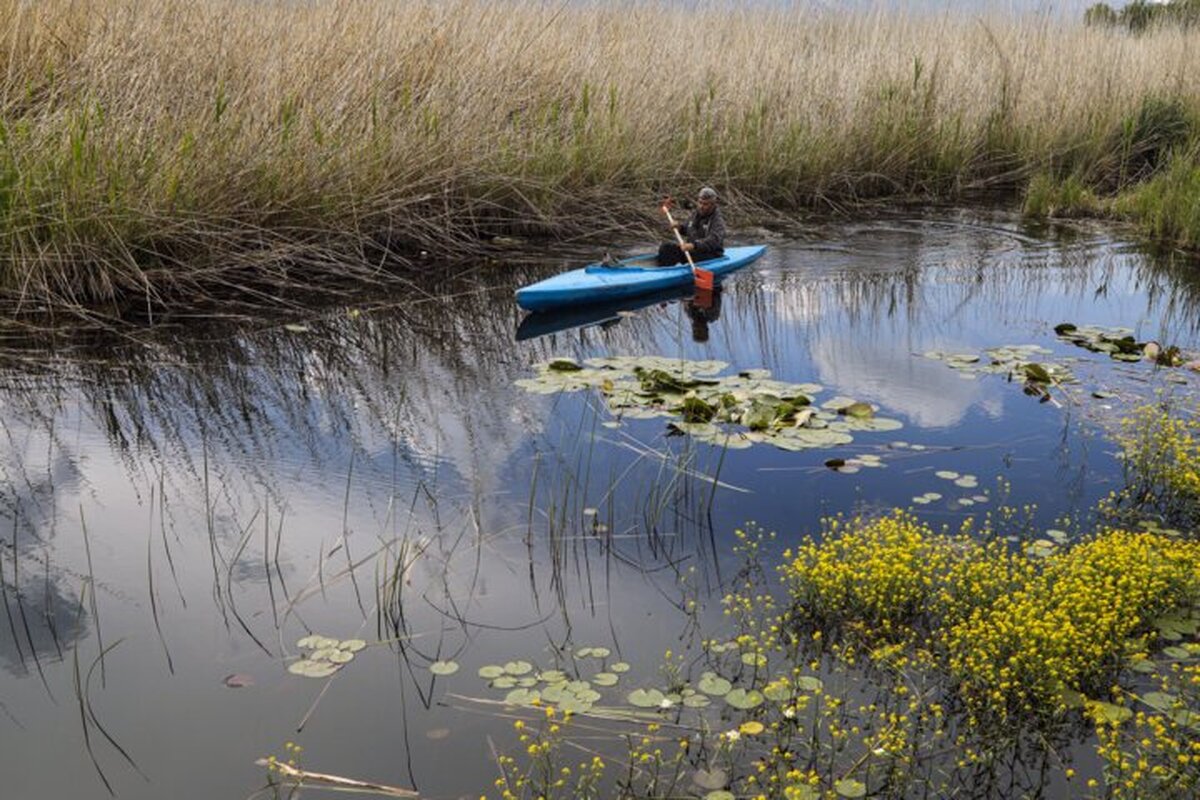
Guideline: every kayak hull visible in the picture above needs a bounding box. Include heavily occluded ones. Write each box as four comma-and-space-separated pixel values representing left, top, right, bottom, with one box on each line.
516, 245, 767, 312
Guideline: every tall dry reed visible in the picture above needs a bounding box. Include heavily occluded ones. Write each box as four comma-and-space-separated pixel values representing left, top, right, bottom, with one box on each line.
1, 0, 1198, 308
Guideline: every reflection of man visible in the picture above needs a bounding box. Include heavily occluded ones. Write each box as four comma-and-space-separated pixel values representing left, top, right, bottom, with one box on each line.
685, 287, 722, 343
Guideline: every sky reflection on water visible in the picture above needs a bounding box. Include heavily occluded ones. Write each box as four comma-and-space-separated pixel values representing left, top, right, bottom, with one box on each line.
0, 210, 1198, 799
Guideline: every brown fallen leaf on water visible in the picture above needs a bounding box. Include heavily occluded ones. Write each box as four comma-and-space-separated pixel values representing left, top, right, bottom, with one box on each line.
224, 673, 254, 688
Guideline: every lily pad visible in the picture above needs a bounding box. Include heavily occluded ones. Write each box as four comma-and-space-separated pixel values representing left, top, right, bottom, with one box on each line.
1088, 700, 1133, 725
504, 688, 541, 705
698, 673, 733, 696
610, 662, 631, 673
429, 660, 459, 676
741, 652, 767, 667
628, 688, 666, 708
478, 665, 506, 679
796, 676, 824, 692
339, 639, 367, 652
1140, 691, 1179, 712
692, 768, 728, 790
504, 660, 534, 676
724, 688, 765, 709
835, 778, 867, 798
592, 673, 619, 687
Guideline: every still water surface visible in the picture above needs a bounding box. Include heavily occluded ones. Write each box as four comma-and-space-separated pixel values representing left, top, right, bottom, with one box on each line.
1, 210, 1198, 799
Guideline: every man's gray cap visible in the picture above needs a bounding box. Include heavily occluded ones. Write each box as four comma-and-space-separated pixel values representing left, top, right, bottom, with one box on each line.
698, 187, 719, 201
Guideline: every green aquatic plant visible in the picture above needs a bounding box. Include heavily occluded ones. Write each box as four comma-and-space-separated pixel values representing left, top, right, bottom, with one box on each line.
287, 635, 367, 678
515, 357, 902, 452
1106, 403, 1200, 527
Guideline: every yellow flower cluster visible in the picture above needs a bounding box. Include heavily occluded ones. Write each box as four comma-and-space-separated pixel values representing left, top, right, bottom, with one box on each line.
946, 529, 1200, 722
783, 511, 956, 632
1115, 404, 1200, 522
784, 511, 1200, 725
1093, 664, 1200, 799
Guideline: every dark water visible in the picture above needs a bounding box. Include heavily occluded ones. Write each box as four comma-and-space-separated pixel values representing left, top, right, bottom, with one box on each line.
1, 210, 1198, 800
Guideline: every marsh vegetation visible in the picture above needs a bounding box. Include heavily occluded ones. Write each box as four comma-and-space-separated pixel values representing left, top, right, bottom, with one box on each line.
3, 1, 1200, 316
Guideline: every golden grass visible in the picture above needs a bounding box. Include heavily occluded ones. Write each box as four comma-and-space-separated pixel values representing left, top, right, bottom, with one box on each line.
3, 0, 1200, 307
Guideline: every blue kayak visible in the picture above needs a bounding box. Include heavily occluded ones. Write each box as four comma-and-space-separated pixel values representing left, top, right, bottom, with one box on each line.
516, 245, 767, 312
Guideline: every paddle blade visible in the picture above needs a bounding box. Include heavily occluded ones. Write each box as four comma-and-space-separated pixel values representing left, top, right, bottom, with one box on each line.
694, 268, 714, 291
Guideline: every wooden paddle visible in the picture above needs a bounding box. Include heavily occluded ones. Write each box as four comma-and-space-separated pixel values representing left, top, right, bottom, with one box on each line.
661, 199, 714, 290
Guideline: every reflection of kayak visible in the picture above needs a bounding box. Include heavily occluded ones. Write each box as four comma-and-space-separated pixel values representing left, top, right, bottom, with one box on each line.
515, 285, 692, 341
515, 245, 767, 312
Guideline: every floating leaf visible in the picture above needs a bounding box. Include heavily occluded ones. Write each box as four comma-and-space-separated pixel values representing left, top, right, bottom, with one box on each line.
504, 660, 533, 676
504, 688, 541, 705
739, 720, 765, 735
842, 402, 874, 419
539, 670, 567, 683
683, 693, 711, 708
691, 768, 728, 790
1141, 692, 1179, 712
725, 688, 765, 709
296, 635, 320, 649
548, 359, 582, 372
741, 652, 767, 668
429, 660, 459, 676
589, 647, 611, 659
935, 471, 959, 480
478, 665, 505, 679
698, 674, 732, 696
327, 650, 354, 664
1088, 700, 1133, 725
835, 778, 867, 798
288, 659, 338, 679
339, 639, 367, 652
796, 676, 824, 692
223, 673, 254, 688
628, 688, 666, 708
592, 673, 619, 687
575, 647, 594, 658
492, 676, 517, 689
312, 648, 342, 662
610, 662, 631, 673
704, 792, 735, 800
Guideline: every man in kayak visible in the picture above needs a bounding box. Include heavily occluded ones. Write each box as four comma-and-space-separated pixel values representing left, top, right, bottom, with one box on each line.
657, 187, 726, 266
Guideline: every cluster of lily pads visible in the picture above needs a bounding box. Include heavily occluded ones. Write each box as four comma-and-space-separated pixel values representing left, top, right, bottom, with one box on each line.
515, 356, 902, 451
442, 639, 826, 722
287, 635, 366, 678
1054, 323, 1149, 363
451, 647, 628, 715
922, 344, 1076, 386
1054, 323, 1197, 386
910, 470, 989, 507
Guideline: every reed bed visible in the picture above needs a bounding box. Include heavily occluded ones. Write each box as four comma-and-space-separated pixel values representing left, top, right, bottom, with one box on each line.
2, 0, 1200, 310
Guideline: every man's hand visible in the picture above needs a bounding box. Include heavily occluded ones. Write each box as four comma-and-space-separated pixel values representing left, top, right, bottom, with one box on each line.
660, 195, 676, 211
681, 242, 695, 253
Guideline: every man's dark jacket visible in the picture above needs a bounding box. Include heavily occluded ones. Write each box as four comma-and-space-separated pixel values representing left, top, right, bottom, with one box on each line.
679, 207, 726, 256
